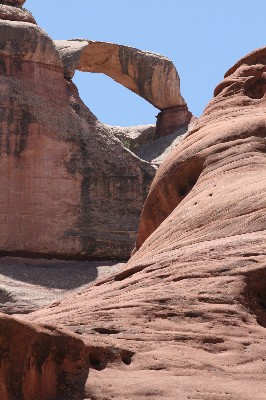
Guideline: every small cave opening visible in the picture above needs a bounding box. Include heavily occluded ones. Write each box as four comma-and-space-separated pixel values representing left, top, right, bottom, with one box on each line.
88, 353, 107, 371
244, 267, 266, 328
173, 156, 205, 205
244, 76, 266, 99
120, 350, 134, 366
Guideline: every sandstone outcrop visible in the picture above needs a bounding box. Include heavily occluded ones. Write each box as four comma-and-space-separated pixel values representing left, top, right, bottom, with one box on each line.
136, 46, 266, 248
1, 1, 265, 399
4, 46, 263, 399
0, 0, 194, 260
55, 39, 185, 110
4, 0, 25, 6
0, 313, 88, 400
0, 4, 35, 23
0, 0, 165, 259
55, 39, 193, 137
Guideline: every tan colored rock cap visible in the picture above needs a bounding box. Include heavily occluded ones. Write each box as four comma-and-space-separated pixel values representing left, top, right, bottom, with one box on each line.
1, 0, 26, 6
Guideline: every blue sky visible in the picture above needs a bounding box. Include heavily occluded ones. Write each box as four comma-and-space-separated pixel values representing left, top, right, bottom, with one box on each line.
26, 0, 266, 126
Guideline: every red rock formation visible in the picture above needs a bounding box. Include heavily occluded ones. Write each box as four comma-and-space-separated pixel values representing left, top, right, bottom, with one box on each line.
0, 1, 159, 259
0, 47, 262, 399
155, 104, 192, 138
54, 40, 186, 110
0, 2, 265, 399
55, 39, 193, 137
0, 313, 88, 400
136, 46, 266, 249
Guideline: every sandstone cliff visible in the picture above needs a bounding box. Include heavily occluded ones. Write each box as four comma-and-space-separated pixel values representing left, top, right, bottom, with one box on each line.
0, 1, 265, 399
0, 44, 265, 399
0, 0, 192, 260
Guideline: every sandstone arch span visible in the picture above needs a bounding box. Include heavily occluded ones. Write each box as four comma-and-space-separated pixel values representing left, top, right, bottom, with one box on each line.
54, 39, 186, 110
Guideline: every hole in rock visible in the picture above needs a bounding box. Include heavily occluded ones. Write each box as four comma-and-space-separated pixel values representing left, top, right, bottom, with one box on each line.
179, 187, 188, 197
244, 268, 266, 328
184, 311, 203, 318
173, 156, 204, 207
89, 354, 106, 371
0, 289, 13, 304
158, 298, 169, 304
202, 337, 224, 345
120, 350, 134, 365
93, 327, 120, 335
245, 76, 266, 99
73, 71, 158, 126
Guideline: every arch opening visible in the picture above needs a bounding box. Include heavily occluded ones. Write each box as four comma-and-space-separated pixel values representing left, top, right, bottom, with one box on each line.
73, 71, 158, 127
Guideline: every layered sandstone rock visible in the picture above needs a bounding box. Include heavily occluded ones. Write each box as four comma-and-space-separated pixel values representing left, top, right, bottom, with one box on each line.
1, 2, 265, 399
55, 39, 193, 136
0, 4, 35, 23
0, 313, 88, 400
3, 0, 25, 6
54, 39, 186, 110
135, 46, 266, 248
8, 46, 264, 399
0, 1, 160, 259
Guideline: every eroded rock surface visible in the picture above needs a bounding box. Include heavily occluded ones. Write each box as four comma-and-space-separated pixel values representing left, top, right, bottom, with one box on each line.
0, 257, 124, 314
1, 2, 265, 399
13, 47, 266, 399
0, 1, 159, 259
0, 314, 88, 400
0, 4, 35, 23
55, 39, 186, 110
3, 0, 25, 6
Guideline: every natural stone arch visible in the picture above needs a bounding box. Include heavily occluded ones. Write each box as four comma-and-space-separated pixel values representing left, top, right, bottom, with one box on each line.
54, 39, 186, 110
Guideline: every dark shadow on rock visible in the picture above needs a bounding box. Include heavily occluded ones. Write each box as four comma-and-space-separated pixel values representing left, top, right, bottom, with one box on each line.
243, 265, 266, 328
135, 125, 188, 163
0, 257, 119, 290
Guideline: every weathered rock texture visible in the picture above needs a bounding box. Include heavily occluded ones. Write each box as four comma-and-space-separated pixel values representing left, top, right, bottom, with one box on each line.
55, 39, 185, 110
0, 1, 167, 259
3, 0, 25, 6
136, 46, 266, 248
0, 4, 35, 23
55, 39, 193, 137
5, 46, 263, 399
0, 314, 88, 400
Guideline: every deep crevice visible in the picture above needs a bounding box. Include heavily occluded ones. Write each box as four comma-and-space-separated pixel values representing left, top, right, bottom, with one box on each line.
93, 327, 120, 335
243, 268, 266, 328
114, 264, 145, 281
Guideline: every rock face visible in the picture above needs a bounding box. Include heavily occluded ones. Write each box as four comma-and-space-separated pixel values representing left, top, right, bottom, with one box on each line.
1, 2, 265, 400
0, 4, 36, 23
2, 46, 263, 399
0, 313, 88, 400
135, 46, 266, 249
3, 0, 25, 6
0, 1, 165, 259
